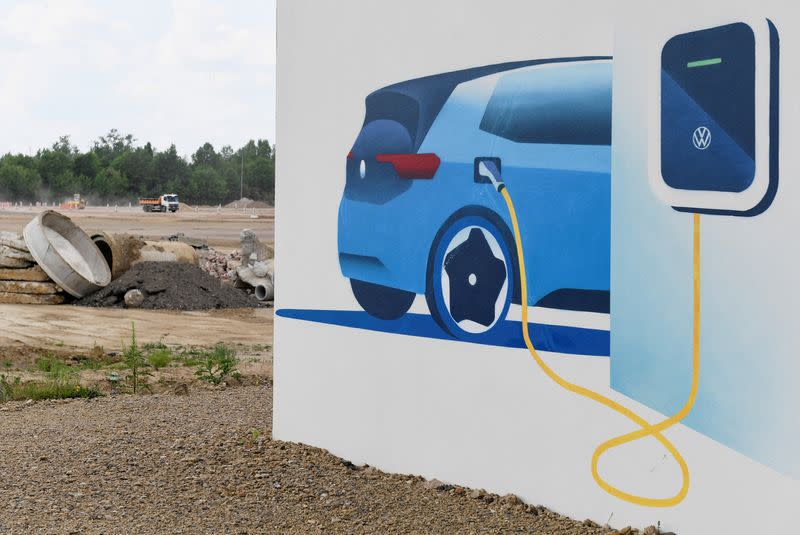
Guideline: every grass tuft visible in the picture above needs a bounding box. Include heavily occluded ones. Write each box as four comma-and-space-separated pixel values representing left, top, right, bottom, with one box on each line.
148, 348, 173, 369
0, 374, 101, 403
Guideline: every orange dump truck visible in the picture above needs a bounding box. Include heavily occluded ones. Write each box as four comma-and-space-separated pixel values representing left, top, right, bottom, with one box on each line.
139, 194, 179, 213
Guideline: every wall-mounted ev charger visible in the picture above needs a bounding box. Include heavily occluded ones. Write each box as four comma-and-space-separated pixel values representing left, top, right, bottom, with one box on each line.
649, 19, 779, 216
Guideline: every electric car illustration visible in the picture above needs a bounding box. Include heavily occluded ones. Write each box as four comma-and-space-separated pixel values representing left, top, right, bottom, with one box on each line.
338, 57, 612, 341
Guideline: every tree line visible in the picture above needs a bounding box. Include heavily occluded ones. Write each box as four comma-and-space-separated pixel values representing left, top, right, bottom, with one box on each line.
0, 129, 275, 205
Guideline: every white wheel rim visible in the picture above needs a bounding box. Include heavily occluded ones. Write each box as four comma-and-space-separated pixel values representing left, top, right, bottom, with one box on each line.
440, 225, 509, 334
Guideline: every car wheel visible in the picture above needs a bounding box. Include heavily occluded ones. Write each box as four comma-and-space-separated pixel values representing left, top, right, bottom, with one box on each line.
426, 215, 514, 341
350, 279, 416, 320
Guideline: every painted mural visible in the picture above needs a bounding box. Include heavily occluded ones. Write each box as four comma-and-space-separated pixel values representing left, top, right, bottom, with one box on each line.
277, 14, 788, 513
281, 58, 613, 356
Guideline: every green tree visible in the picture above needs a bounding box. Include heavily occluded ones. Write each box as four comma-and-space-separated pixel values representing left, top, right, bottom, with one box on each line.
93, 168, 129, 200
73, 152, 100, 180
93, 129, 135, 166
51, 135, 77, 155
153, 145, 189, 195
192, 142, 220, 169
0, 163, 42, 201
112, 147, 153, 195
51, 170, 89, 199
188, 166, 226, 204
0, 133, 275, 205
36, 149, 73, 198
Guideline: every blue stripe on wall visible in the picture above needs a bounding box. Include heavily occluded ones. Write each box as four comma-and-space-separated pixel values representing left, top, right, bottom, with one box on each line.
276, 309, 609, 357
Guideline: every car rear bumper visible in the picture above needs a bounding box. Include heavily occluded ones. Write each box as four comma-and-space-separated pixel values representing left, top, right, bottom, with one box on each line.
337, 196, 430, 294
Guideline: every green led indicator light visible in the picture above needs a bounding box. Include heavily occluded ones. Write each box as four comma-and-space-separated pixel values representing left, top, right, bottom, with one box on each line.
687, 57, 722, 68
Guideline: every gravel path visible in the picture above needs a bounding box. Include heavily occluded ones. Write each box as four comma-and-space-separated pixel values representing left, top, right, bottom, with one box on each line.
0, 385, 631, 534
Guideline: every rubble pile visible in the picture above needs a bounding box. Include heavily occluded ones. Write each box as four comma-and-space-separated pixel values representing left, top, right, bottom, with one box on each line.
231, 229, 274, 301
198, 248, 242, 281
0, 231, 67, 304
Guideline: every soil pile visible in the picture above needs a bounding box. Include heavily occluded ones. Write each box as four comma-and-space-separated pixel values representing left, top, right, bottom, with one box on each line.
75, 261, 258, 310
225, 197, 271, 209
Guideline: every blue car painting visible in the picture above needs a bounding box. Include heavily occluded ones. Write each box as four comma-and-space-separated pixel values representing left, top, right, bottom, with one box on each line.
338, 57, 612, 342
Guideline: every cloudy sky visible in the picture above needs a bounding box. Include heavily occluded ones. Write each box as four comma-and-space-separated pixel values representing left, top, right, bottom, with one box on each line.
0, 0, 276, 156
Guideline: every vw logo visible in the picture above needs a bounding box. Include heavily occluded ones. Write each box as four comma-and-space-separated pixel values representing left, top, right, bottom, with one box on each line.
692, 126, 711, 150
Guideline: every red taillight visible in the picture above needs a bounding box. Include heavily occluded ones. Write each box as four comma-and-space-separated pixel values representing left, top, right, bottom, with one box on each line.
347, 151, 354, 159
375, 153, 440, 179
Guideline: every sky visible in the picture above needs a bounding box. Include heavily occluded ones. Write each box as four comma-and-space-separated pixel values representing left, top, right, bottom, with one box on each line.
0, 0, 276, 157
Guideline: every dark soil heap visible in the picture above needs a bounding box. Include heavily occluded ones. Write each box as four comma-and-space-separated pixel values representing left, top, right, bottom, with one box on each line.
75, 261, 258, 310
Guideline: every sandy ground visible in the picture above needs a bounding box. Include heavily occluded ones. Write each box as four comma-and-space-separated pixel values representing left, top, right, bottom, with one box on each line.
0, 205, 274, 252
0, 304, 273, 353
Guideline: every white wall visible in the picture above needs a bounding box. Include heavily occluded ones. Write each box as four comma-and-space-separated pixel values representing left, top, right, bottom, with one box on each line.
275, 1, 800, 532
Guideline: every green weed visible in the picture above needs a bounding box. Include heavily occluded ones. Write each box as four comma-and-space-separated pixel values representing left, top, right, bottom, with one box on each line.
122, 323, 151, 394
148, 348, 173, 369
194, 344, 240, 385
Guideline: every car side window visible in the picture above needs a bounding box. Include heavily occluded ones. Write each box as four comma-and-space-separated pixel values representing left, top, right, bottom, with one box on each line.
479, 62, 612, 146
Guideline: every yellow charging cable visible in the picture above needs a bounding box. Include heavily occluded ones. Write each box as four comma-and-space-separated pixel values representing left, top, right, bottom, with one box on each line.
500, 187, 700, 507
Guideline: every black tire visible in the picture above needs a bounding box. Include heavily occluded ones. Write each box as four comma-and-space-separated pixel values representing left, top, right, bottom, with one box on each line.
350, 279, 415, 320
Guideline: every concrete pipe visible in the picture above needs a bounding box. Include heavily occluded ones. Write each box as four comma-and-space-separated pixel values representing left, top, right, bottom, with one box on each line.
253, 279, 274, 301
23, 211, 111, 298
90, 232, 144, 280
91, 233, 198, 280
236, 265, 274, 301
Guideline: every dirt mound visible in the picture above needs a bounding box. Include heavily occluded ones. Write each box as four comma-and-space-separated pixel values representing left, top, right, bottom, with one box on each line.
225, 197, 271, 209
75, 262, 259, 310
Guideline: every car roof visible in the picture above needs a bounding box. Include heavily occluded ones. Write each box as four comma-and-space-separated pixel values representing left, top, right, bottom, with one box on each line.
368, 56, 612, 148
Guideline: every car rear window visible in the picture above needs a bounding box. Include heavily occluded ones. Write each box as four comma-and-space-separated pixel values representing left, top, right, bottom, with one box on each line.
479, 62, 612, 145
363, 91, 420, 143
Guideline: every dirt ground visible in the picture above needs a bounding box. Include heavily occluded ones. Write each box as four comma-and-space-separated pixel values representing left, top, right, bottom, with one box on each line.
0, 304, 272, 353
0, 205, 274, 252
0, 305, 653, 535
0, 207, 653, 534
0, 385, 647, 535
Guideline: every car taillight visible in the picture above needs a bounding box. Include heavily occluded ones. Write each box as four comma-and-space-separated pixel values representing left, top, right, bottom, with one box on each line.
375, 153, 440, 179
347, 151, 354, 159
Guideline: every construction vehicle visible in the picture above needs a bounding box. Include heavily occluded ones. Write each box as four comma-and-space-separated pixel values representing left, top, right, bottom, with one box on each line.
139, 194, 179, 213
60, 194, 86, 210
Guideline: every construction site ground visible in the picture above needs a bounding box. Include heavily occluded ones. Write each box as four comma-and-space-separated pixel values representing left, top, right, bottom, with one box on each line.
0, 205, 274, 253
0, 206, 643, 534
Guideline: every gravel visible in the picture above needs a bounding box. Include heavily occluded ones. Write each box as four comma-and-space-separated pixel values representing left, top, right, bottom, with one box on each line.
74, 261, 259, 310
0, 385, 632, 534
